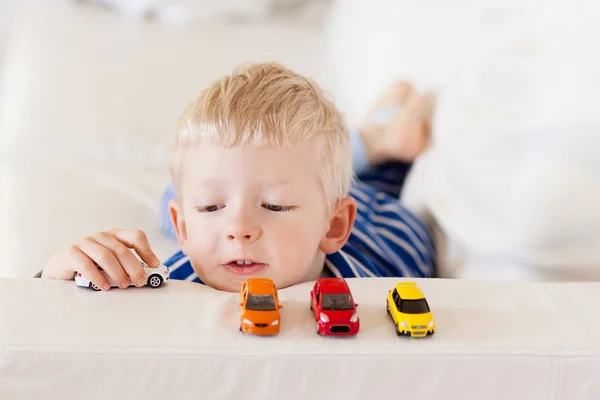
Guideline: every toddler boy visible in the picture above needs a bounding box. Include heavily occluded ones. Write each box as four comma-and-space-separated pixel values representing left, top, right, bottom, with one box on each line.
41, 62, 435, 292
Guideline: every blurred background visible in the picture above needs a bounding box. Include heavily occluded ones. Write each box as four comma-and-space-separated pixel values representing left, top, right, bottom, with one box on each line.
0, 0, 328, 60
0, 0, 599, 281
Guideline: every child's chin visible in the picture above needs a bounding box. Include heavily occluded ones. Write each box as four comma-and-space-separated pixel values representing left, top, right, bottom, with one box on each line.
217, 283, 241, 293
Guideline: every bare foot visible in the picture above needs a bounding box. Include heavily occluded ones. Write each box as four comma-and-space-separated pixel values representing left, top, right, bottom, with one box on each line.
364, 81, 414, 122
358, 81, 433, 164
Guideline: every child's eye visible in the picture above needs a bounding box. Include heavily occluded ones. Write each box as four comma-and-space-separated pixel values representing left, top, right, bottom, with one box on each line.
263, 204, 295, 212
195, 205, 224, 212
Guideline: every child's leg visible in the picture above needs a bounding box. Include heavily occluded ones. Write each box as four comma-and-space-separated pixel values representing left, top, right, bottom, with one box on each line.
355, 158, 413, 199
351, 81, 432, 197
355, 81, 432, 168
351, 125, 412, 197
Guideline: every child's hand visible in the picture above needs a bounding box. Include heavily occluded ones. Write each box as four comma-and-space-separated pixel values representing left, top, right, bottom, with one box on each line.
41, 229, 161, 291
358, 81, 433, 164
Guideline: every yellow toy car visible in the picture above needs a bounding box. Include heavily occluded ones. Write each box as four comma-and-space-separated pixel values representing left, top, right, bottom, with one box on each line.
386, 281, 435, 337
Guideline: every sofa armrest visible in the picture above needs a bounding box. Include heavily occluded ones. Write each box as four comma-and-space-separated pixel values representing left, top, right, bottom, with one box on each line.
1, 277, 599, 399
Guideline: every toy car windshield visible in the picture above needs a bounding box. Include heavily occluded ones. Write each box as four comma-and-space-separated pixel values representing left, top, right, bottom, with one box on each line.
399, 299, 430, 314
246, 294, 277, 311
321, 294, 354, 310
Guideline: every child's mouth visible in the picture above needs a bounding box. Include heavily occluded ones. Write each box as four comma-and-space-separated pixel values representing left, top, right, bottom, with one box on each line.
222, 260, 268, 275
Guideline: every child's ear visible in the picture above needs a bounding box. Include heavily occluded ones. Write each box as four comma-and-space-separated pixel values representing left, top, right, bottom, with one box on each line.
319, 196, 357, 254
169, 199, 188, 253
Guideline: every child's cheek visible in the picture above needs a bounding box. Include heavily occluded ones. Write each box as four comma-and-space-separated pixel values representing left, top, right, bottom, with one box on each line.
184, 218, 217, 251
276, 218, 320, 256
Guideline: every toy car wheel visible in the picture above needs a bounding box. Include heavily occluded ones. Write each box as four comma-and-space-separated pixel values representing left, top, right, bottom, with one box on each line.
310, 299, 313, 311
89, 282, 100, 291
147, 274, 163, 288
386, 300, 391, 317
395, 323, 402, 336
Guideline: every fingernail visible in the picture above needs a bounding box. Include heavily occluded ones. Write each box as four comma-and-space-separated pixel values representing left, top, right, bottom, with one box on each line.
119, 278, 130, 289
152, 255, 160, 266
102, 283, 110, 291
136, 278, 146, 287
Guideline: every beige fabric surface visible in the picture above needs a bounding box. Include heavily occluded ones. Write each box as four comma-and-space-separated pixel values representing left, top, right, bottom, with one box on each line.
2, 277, 600, 399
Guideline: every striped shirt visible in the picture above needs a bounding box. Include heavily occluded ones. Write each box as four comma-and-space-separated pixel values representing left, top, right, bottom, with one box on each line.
160, 160, 436, 283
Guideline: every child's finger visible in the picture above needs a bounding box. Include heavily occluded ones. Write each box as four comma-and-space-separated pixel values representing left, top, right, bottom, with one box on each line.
69, 246, 110, 291
91, 232, 146, 288
110, 229, 161, 267
77, 237, 129, 289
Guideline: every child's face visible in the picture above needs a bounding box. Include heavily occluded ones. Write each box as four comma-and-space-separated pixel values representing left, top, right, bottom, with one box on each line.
169, 142, 351, 292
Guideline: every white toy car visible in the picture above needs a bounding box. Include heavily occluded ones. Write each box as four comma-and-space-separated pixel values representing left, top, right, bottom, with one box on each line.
75, 262, 170, 290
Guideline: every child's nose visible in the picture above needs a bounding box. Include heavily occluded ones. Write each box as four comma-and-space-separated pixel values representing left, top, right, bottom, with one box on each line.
226, 218, 263, 242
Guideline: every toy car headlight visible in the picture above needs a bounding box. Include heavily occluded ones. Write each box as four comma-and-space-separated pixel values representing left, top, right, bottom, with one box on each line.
428, 320, 434, 327
271, 320, 279, 326
319, 313, 329, 323
350, 312, 359, 323
243, 318, 253, 325
400, 321, 409, 328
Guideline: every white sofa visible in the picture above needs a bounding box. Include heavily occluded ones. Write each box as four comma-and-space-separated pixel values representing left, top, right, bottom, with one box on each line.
3, 276, 600, 399
1, 2, 600, 399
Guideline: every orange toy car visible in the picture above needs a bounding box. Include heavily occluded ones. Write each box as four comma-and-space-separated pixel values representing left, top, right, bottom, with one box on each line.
239, 278, 283, 335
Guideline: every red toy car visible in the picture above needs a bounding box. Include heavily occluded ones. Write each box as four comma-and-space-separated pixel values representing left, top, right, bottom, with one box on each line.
309, 277, 359, 336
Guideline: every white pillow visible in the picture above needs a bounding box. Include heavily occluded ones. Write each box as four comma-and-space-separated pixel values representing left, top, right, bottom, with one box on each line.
325, 0, 600, 280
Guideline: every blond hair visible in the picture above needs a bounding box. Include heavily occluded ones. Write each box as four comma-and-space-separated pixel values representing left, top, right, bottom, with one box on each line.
169, 62, 352, 208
